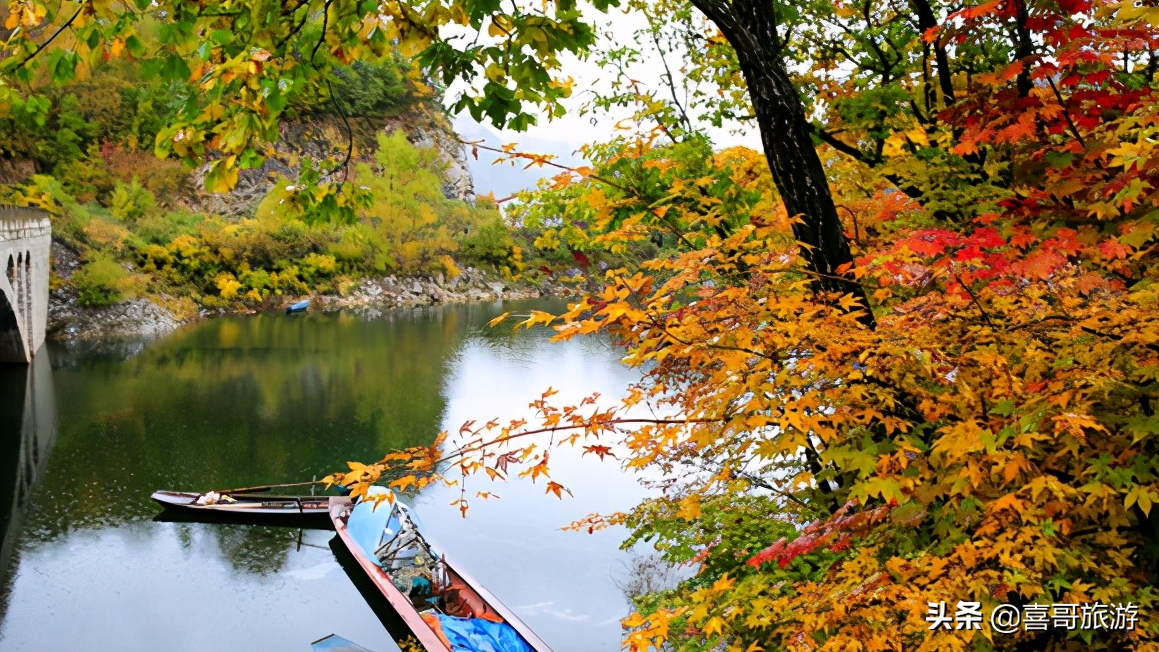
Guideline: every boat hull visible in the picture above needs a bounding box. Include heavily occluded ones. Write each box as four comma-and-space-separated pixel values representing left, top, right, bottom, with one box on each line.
328, 496, 555, 652
151, 490, 332, 521
329, 497, 449, 652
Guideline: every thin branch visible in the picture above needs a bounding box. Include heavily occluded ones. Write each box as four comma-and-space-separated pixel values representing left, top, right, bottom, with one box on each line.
325, 79, 354, 183
836, 205, 861, 243
276, 0, 314, 52
1046, 76, 1087, 150
12, 3, 85, 69
810, 123, 878, 166
645, 16, 694, 134
465, 139, 700, 249
311, 0, 333, 63
948, 263, 995, 328
908, 0, 955, 104
437, 417, 724, 467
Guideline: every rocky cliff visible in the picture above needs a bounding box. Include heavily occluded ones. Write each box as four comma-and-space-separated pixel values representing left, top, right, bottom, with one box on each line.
192, 108, 475, 217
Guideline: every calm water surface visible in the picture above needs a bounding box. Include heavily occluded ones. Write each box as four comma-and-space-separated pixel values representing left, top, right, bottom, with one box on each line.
0, 299, 647, 652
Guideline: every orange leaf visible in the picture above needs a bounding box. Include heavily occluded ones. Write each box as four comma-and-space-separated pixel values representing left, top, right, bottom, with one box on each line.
546, 481, 572, 499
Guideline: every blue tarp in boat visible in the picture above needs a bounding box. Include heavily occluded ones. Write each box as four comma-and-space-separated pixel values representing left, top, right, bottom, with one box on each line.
426, 613, 534, 652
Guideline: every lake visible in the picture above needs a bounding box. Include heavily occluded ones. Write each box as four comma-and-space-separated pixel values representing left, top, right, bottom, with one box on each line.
0, 299, 649, 652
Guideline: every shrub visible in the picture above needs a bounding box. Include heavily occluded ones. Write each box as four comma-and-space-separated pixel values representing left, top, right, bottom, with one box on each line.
82, 216, 131, 250
73, 252, 130, 307
55, 148, 117, 203
460, 217, 515, 269
110, 178, 156, 221
300, 253, 337, 284
102, 146, 188, 205
132, 210, 198, 246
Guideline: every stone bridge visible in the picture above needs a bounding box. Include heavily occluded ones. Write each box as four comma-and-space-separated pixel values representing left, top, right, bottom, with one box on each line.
0, 206, 51, 364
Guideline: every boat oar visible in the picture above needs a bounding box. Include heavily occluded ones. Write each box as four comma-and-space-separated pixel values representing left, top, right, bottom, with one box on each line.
217, 480, 323, 494
310, 634, 374, 652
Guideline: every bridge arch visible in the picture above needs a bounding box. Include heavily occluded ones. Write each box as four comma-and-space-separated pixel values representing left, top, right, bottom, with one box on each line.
0, 208, 51, 364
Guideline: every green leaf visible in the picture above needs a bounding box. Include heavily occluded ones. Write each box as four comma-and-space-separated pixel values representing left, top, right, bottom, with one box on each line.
125, 35, 146, 57
162, 55, 192, 83
989, 400, 1015, 417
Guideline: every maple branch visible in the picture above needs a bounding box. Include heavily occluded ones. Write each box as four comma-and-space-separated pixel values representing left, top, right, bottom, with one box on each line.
1010, 0, 1034, 98
809, 124, 963, 222
810, 124, 878, 165
436, 417, 724, 469
908, 0, 955, 104
1079, 326, 1159, 355
730, 470, 809, 508
276, 0, 314, 51
645, 316, 779, 361
909, 98, 932, 126
645, 16, 694, 134
948, 264, 995, 328
836, 205, 861, 244
1046, 76, 1087, 150
12, 3, 85, 69
857, 0, 901, 85
997, 314, 1159, 355
627, 79, 681, 143
325, 80, 354, 183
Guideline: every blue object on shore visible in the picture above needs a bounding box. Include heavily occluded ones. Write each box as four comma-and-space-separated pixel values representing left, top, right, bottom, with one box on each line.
286, 299, 310, 314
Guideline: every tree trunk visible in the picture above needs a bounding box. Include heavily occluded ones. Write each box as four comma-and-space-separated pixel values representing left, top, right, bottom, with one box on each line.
691, 0, 874, 326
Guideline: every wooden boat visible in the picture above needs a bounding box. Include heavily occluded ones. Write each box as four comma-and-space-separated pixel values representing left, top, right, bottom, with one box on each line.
329, 488, 553, 652
151, 490, 332, 520
286, 299, 310, 314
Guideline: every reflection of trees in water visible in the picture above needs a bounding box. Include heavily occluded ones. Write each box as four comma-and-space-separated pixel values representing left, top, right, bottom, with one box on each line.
24, 308, 464, 541
19, 300, 556, 547
168, 522, 299, 577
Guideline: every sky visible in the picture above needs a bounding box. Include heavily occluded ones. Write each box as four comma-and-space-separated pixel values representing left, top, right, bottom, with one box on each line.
441, 5, 762, 196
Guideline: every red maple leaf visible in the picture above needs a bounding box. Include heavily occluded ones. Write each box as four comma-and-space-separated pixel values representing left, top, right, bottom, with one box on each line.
494, 452, 521, 474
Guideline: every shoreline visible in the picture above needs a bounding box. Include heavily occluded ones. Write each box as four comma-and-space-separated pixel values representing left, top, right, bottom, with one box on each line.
47, 257, 584, 343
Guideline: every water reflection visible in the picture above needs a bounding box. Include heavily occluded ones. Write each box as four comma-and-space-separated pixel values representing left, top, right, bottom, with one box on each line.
0, 351, 58, 634
0, 299, 647, 652
25, 305, 484, 543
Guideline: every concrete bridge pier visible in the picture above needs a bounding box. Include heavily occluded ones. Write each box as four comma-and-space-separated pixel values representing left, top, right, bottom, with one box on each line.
0, 207, 51, 363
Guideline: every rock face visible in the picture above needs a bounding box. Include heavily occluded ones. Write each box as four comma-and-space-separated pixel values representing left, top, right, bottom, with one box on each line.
192, 157, 296, 217
409, 126, 475, 202
189, 113, 476, 216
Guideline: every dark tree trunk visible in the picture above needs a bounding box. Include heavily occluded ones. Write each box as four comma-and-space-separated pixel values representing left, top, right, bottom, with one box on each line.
690, 0, 875, 327
910, 0, 956, 104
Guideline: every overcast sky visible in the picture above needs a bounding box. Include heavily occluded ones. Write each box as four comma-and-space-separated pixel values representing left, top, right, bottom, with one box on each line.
442, 6, 762, 195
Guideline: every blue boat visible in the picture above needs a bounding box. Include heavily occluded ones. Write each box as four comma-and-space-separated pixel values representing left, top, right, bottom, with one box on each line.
329, 487, 549, 652
312, 634, 374, 652
286, 299, 310, 314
